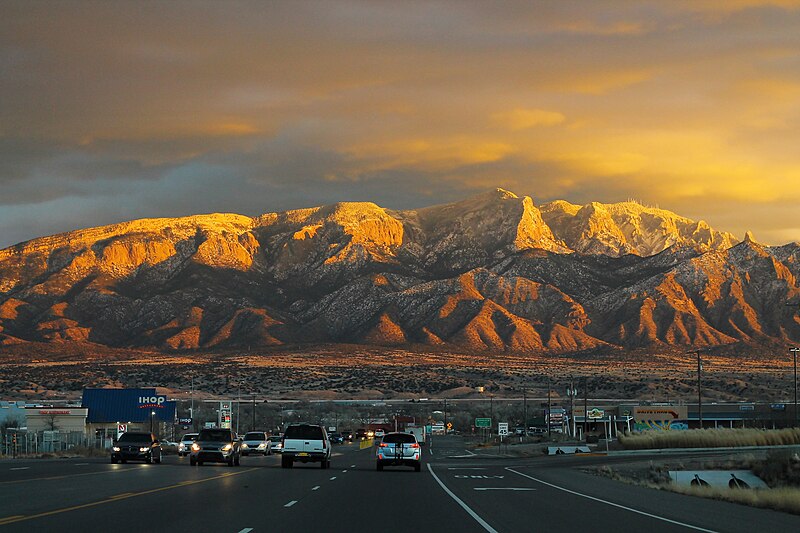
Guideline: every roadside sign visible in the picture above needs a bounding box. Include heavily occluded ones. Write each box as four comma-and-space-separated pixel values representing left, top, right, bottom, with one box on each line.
178, 417, 192, 425
475, 418, 491, 428
587, 408, 605, 420
117, 423, 127, 436
498, 422, 509, 436
446, 422, 453, 429
181, 426, 189, 431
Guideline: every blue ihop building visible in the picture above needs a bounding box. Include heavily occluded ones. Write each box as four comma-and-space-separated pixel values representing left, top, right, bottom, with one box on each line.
82, 388, 176, 444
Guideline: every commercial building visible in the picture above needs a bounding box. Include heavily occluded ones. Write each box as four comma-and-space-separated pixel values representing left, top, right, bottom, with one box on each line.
82, 388, 176, 447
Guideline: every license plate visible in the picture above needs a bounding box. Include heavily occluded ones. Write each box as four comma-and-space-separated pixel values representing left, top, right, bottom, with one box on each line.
297, 452, 309, 457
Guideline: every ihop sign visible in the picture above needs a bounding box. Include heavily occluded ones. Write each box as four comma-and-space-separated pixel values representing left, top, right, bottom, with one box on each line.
138, 395, 167, 409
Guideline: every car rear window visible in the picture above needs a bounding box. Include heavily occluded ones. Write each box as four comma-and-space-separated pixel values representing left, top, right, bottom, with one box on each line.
244, 432, 265, 440
284, 424, 324, 440
383, 433, 416, 444
181, 434, 197, 441
118, 433, 151, 442
269, 435, 282, 442
198, 429, 232, 442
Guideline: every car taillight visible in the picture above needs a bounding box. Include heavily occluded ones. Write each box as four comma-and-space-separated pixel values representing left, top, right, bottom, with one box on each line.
410, 443, 420, 448
322, 439, 327, 449
380, 443, 388, 447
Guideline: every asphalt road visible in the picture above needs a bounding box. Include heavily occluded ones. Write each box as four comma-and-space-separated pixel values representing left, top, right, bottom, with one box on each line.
2, 436, 800, 532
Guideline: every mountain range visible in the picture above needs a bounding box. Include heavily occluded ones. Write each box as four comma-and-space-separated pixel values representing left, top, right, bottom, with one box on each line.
2, 188, 799, 355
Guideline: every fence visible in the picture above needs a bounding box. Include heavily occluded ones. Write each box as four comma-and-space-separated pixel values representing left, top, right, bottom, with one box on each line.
2, 429, 92, 456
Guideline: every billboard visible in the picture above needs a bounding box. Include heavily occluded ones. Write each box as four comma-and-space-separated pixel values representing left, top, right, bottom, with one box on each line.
633, 406, 688, 431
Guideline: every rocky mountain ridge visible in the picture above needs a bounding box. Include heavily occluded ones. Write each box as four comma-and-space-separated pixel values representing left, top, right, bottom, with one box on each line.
2, 188, 799, 355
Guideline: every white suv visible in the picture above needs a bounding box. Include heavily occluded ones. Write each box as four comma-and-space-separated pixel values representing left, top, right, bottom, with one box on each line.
376, 432, 422, 472
281, 424, 331, 469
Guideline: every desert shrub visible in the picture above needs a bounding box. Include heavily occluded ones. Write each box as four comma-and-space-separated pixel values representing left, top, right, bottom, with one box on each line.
668, 485, 800, 515
618, 428, 800, 450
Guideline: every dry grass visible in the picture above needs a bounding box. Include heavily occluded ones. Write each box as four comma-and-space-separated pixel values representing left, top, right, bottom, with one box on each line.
619, 428, 800, 450
667, 484, 800, 515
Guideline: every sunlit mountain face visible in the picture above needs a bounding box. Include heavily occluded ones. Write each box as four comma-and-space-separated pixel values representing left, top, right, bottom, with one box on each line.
2, 189, 799, 355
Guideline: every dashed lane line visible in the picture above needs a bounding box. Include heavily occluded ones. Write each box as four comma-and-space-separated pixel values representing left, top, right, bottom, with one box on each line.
237, 529, 253, 533
505, 468, 717, 533
311, 486, 320, 491
329, 476, 337, 481
9, 467, 30, 471
0, 468, 258, 527
284, 500, 298, 508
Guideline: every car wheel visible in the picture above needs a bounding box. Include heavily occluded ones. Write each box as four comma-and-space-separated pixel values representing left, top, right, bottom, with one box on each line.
198, 461, 203, 466
190, 457, 196, 466
121, 458, 127, 464
234, 455, 240, 466
227, 457, 234, 467
414, 462, 421, 472
155, 454, 161, 464
111, 457, 118, 464
376, 461, 383, 471
281, 456, 291, 468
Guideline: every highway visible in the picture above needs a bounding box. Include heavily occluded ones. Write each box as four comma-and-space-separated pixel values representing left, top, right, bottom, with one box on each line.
2, 436, 800, 532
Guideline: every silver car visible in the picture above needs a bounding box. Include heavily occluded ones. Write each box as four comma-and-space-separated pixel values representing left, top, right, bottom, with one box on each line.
241, 431, 271, 456
177, 432, 198, 457
376, 432, 422, 472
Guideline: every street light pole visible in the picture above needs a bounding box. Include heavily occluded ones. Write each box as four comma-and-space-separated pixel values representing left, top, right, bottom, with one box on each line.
791, 348, 800, 426
150, 410, 155, 433
697, 352, 703, 429
547, 376, 552, 440
582, 377, 588, 442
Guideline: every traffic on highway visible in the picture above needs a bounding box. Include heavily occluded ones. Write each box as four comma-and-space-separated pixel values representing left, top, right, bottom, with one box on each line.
2, 434, 800, 532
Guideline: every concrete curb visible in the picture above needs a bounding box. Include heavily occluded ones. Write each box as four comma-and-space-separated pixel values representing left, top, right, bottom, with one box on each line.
608, 444, 800, 456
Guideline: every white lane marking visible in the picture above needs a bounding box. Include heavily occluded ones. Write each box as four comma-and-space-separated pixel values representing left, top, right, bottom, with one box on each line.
342, 469, 348, 473
463, 449, 476, 456
506, 468, 717, 533
427, 464, 498, 533
237, 529, 254, 533
75, 463, 89, 466
350, 464, 356, 468
474, 487, 535, 491
448, 467, 487, 471
311, 485, 320, 491
284, 500, 298, 508
10, 467, 29, 471
329, 476, 337, 481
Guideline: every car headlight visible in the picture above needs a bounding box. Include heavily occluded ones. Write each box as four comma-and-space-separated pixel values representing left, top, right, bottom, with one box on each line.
112, 446, 120, 452
257, 443, 266, 449
241, 443, 249, 448
139, 447, 150, 452
191, 443, 200, 451
221, 443, 232, 452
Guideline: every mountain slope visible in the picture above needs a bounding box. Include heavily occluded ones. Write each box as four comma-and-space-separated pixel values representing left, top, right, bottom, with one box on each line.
1, 188, 797, 354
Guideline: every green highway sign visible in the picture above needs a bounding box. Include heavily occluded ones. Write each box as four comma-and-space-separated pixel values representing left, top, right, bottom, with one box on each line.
475, 418, 491, 428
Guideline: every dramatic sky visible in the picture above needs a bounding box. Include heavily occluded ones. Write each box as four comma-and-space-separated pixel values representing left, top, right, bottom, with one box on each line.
2, 0, 800, 248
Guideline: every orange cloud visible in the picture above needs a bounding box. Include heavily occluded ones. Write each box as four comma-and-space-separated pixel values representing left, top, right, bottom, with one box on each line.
491, 108, 566, 130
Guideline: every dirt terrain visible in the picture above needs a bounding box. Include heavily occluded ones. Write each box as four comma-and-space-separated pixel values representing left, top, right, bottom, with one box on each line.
0, 343, 794, 402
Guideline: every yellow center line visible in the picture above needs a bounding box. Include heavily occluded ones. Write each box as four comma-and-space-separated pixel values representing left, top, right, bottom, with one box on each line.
0, 466, 139, 485
0, 468, 259, 526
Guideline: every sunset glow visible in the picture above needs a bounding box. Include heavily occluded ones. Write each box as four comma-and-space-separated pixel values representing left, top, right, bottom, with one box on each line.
2, 1, 800, 247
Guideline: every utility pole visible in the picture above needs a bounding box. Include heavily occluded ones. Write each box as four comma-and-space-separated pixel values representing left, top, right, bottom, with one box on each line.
566, 379, 577, 438
686, 350, 704, 429
697, 351, 703, 429
583, 377, 588, 442
791, 348, 800, 426
547, 376, 552, 440
523, 388, 527, 436
252, 393, 256, 432
443, 398, 447, 435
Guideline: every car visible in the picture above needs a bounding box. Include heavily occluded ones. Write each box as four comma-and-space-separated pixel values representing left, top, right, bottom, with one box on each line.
111, 432, 162, 464
374, 429, 385, 438
241, 431, 271, 456
328, 432, 344, 444
376, 432, 421, 472
178, 432, 198, 457
341, 429, 354, 441
355, 429, 368, 440
189, 428, 242, 466
281, 423, 331, 469
269, 434, 283, 453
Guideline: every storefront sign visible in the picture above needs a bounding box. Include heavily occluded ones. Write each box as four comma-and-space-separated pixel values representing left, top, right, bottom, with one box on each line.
138, 395, 167, 408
